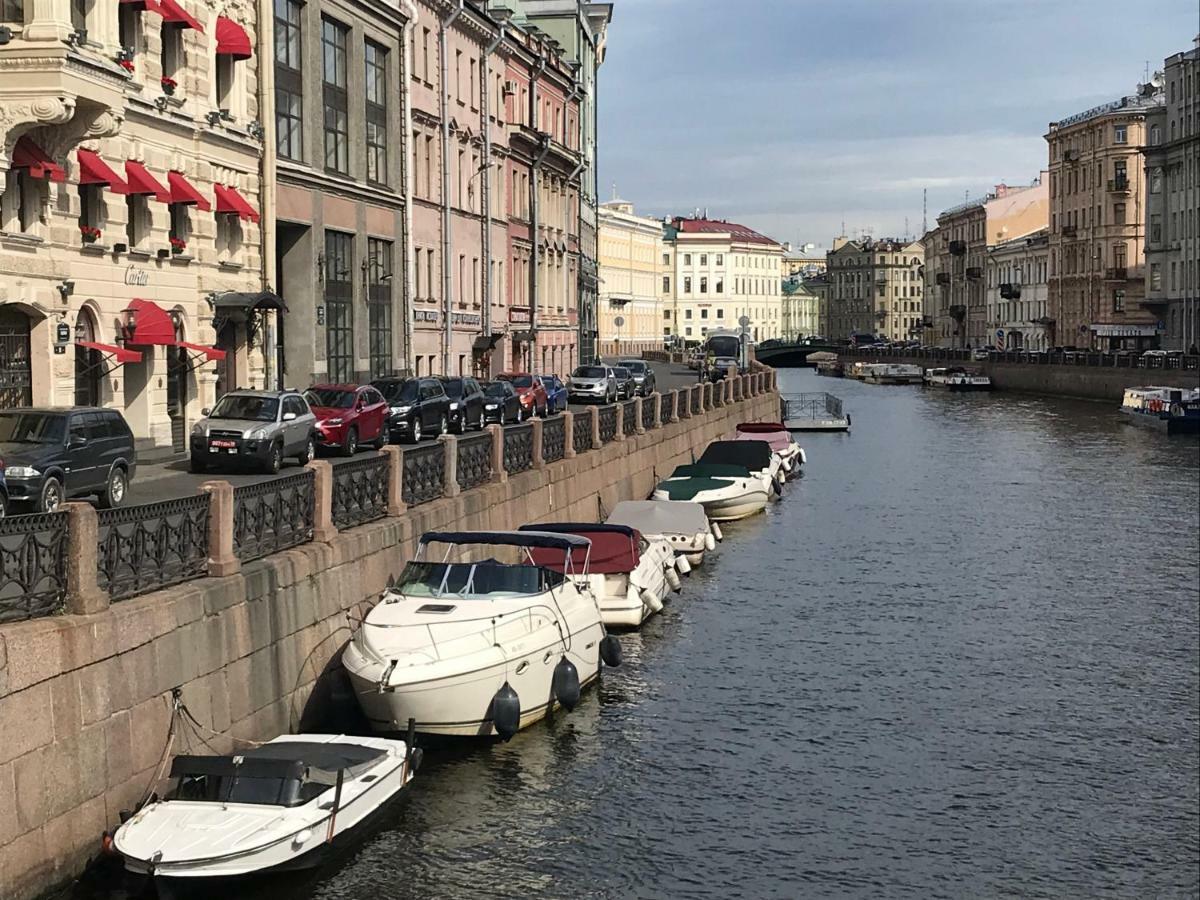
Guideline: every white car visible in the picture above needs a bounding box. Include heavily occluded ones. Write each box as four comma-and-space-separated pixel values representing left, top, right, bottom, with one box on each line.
567, 365, 617, 403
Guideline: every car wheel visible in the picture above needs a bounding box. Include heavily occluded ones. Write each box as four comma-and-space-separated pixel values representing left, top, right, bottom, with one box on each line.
98, 467, 128, 509
342, 427, 358, 458
298, 435, 315, 465
0, 493, 7, 518
409, 418, 422, 444
39, 477, 63, 513
450, 413, 463, 435
265, 442, 283, 474
374, 427, 389, 450
438, 415, 448, 436
189, 455, 207, 474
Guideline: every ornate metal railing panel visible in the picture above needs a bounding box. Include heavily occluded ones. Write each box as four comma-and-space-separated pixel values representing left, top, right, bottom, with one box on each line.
622, 400, 638, 435
97, 496, 209, 602
331, 455, 390, 530
733, 378, 742, 401
543, 416, 566, 462
598, 405, 618, 443
402, 443, 445, 506
503, 424, 534, 475
233, 471, 315, 562
690, 387, 701, 414
0, 512, 68, 622
573, 414, 593, 453
663, 391, 677, 422
457, 433, 493, 492
642, 396, 657, 430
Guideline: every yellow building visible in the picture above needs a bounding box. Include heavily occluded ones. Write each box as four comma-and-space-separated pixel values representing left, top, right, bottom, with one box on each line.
597, 199, 663, 357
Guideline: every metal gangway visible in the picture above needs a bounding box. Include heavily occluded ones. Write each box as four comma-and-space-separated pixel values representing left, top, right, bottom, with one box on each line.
781, 392, 850, 432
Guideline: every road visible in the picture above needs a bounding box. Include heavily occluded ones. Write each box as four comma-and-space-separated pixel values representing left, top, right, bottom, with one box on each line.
125, 359, 707, 505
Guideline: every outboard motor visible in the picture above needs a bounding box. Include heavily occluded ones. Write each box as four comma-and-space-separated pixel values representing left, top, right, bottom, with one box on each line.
552, 657, 581, 711
491, 682, 521, 741
600, 634, 623, 667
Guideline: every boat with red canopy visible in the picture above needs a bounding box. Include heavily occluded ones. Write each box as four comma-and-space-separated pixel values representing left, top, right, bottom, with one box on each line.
734, 422, 805, 477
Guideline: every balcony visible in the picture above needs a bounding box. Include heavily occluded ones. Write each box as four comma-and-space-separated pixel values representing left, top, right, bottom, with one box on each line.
1061, 225, 1078, 238
966, 267, 983, 281
1103, 267, 1127, 282
999, 283, 1021, 299
1106, 177, 1130, 193
935, 272, 951, 286
948, 240, 967, 256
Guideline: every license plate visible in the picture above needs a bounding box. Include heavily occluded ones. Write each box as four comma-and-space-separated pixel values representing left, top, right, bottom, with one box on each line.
211, 440, 236, 448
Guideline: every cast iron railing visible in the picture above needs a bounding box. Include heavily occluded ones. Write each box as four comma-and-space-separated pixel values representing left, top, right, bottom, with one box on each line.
690, 387, 701, 415
598, 405, 618, 443
622, 400, 638, 436
573, 414, 593, 452
233, 471, 315, 562
457, 433, 493, 491
97, 496, 209, 601
642, 396, 657, 430
663, 392, 677, 422
331, 455, 390, 530
543, 417, 566, 462
0, 512, 68, 622
503, 424, 534, 475
402, 443, 444, 506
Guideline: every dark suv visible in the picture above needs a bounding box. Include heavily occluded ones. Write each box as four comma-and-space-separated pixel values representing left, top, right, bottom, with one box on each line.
374, 377, 451, 443
0, 407, 137, 512
439, 376, 486, 433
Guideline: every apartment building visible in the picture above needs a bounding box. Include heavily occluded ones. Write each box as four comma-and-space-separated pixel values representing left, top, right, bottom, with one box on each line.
825, 238, 924, 342
0, 0, 264, 454
597, 198, 663, 357
781, 242, 826, 277
985, 229, 1051, 350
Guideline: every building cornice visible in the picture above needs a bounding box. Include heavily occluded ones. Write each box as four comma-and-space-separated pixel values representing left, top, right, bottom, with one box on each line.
278, 161, 406, 209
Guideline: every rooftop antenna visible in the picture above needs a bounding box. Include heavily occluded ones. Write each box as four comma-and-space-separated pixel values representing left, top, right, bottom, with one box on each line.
904, 216, 909, 240
922, 188, 927, 234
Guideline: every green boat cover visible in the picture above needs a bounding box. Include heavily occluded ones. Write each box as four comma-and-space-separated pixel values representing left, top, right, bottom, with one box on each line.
656, 477, 735, 500
669, 463, 751, 479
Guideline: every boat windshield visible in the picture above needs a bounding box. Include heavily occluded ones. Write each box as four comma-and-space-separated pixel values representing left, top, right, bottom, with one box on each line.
397, 560, 565, 597
170, 772, 318, 807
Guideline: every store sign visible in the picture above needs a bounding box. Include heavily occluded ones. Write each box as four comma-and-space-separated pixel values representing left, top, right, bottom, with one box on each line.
452, 312, 481, 327
124, 266, 150, 286
56, 323, 71, 344
415, 310, 440, 323
1090, 323, 1161, 337
509, 306, 531, 324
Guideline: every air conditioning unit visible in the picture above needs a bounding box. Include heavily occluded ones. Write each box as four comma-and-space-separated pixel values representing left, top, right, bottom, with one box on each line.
503, 80, 517, 97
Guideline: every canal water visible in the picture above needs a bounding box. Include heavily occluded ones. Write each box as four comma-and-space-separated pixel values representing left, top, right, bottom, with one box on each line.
74, 369, 1199, 900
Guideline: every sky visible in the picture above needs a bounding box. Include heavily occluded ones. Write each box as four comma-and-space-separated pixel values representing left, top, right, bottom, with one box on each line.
597, 0, 1200, 249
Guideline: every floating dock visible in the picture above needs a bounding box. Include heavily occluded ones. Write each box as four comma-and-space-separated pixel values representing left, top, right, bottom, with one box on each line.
781, 392, 851, 432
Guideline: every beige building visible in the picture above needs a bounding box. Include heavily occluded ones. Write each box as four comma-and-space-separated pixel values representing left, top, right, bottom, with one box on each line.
662, 216, 784, 346
0, 0, 264, 454
781, 242, 826, 277
1144, 41, 1199, 351
825, 238, 924, 342
985, 229, 1051, 350
1045, 80, 1163, 350
597, 199, 663, 357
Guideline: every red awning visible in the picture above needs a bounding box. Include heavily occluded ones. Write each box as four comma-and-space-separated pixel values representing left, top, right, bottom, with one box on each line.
215, 16, 252, 60
214, 184, 260, 223
12, 136, 66, 182
124, 161, 170, 201
166, 171, 211, 210
123, 299, 176, 346
76, 341, 142, 364
175, 340, 226, 361
140, 0, 204, 31
77, 149, 128, 194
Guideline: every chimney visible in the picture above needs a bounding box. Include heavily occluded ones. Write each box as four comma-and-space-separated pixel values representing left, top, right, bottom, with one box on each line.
994, 183, 1008, 198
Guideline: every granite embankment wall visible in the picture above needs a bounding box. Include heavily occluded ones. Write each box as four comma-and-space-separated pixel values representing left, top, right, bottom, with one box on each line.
839, 355, 1198, 401
0, 386, 779, 900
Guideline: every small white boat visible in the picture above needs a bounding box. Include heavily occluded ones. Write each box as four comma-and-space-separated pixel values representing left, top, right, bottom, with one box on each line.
606, 500, 718, 567
653, 463, 770, 521
1120, 386, 1200, 435
697, 439, 785, 497
863, 363, 923, 385
114, 734, 416, 883
734, 423, 806, 479
344, 531, 619, 740
519, 523, 679, 628
924, 367, 993, 392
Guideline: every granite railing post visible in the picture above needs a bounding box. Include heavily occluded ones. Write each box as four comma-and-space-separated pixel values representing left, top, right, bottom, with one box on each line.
563, 410, 576, 457
307, 460, 337, 542
441, 434, 462, 495
589, 406, 601, 447
633, 397, 645, 434
200, 480, 240, 576
668, 389, 680, 422
653, 393, 662, 428
380, 445, 406, 516
615, 403, 626, 441
64, 501, 109, 615
485, 425, 506, 482
531, 417, 545, 468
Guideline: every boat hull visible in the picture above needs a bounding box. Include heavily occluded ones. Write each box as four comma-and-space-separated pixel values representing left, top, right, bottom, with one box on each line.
1120, 407, 1200, 434
652, 486, 768, 522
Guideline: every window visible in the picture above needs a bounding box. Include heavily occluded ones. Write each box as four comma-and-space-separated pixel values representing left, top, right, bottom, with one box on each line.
1113, 202, 1126, 224
1149, 124, 1161, 146
125, 194, 149, 249
1113, 124, 1126, 144
118, 3, 140, 62
684, 253, 691, 265
1112, 290, 1125, 312
662, 252, 669, 265
700, 276, 708, 294
1, 170, 42, 235
215, 212, 242, 263
78, 184, 103, 239
169, 203, 189, 249
322, 17, 349, 175
683, 276, 691, 293
699, 254, 707, 266
325, 230, 354, 382
1150, 214, 1162, 243
160, 22, 182, 83
716, 254, 723, 265
684, 308, 692, 319
1149, 263, 1161, 291
700, 308, 708, 319
662, 276, 670, 293
716, 308, 724, 319
663, 310, 671, 320
1149, 168, 1162, 194
365, 41, 388, 185
422, 27, 431, 82
716, 278, 723, 294
274, 0, 303, 160
216, 54, 235, 112
368, 238, 393, 378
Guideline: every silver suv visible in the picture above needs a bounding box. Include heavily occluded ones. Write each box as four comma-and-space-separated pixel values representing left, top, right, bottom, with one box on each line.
190, 390, 317, 474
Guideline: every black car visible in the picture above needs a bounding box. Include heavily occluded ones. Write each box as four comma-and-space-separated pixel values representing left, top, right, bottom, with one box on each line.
0, 407, 136, 513
439, 376, 486, 433
617, 359, 656, 396
481, 381, 523, 424
611, 366, 636, 400
373, 376, 451, 443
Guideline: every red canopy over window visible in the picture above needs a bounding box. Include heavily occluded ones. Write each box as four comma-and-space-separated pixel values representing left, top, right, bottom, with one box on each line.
166, 171, 211, 210
214, 184, 260, 223
139, 0, 204, 32
77, 149, 128, 194
76, 341, 142, 364
175, 340, 226, 361
215, 15, 252, 60
12, 137, 66, 182
122, 299, 176, 346
529, 529, 642, 574
124, 161, 170, 201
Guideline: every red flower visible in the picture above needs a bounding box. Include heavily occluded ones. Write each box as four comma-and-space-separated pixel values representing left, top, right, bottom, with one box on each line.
80, 225, 101, 240
169, 236, 187, 250
161, 76, 177, 89
118, 58, 135, 73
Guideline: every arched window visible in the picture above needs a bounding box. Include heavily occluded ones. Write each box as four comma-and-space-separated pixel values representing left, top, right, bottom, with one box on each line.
74, 308, 101, 407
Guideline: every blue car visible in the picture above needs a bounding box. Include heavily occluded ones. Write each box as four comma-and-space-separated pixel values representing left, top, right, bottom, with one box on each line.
537, 374, 568, 414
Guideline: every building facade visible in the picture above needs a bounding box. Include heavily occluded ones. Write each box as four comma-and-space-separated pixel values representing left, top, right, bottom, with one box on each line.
1143, 41, 1199, 351
806, 273, 832, 338
825, 238, 924, 342
781, 242, 826, 277
781, 275, 819, 340
1045, 81, 1163, 350
0, 0, 264, 454
597, 199, 663, 357
985, 229, 1050, 350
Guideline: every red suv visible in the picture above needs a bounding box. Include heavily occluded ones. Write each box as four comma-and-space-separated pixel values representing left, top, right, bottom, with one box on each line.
498, 373, 549, 417
303, 384, 389, 456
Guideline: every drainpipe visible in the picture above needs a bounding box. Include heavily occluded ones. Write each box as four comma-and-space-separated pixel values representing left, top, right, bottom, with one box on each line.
258, 0, 277, 388
528, 51, 546, 371
399, 0, 418, 375
481, 21, 505, 377
439, 0, 464, 375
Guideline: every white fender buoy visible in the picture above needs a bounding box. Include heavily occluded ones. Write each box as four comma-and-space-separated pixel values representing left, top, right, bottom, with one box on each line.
664, 567, 682, 591
675, 554, 692, 575
704, 531, 716, 551
711, 522, 723, 542
639, 587, 664, 612
798, 447, 807, 465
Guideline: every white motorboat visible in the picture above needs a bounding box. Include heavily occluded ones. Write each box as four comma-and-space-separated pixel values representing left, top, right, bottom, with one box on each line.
519, 523, 679, 629
924, 367, 994, 391
863, 363, 923, 384
113, 734, 416, 883
653, 463, 770, 522
734, 423, 806, 479
606, 499, 718, 567
697, 439, 785, 496
343, 531, 619, 740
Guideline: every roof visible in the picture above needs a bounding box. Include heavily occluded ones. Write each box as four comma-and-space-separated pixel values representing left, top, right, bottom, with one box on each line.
671, 217, 781, 247
606, 500, 709, 534
420, 530, 591, 550
221, 389, 299, 398
307, 384, 363, 392
0, 406, 113, 415
698, 440, 774, 471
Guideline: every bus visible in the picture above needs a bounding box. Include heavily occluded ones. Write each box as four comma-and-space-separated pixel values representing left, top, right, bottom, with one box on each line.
703, 329, 743, 362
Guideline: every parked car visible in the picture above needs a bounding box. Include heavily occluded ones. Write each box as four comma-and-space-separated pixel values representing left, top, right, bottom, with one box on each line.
537, 374, 569, 414
304, 384, 389, 456
439, 376, 486, 433
567, 365, 617, 403
970, 348, 990, 361
611, 366, 637, 400
481, 380, 524, 424
617, 360, 656, 396
498, 372, 549, 417
191, 390, 315, 475
0, 407, 137, 512
709, 357, 741, 381
373, 377, 450, 443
